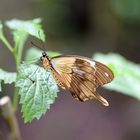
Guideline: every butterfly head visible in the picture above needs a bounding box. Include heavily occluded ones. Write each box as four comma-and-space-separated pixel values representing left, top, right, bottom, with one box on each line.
40, 51, 51, 69
40, 51, 49, 62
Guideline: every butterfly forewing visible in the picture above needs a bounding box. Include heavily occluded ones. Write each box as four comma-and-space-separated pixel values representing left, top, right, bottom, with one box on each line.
49, 55, 114, 106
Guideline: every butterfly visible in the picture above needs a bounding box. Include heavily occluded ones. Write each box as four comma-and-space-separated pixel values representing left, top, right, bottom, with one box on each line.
40, 51, 114, 106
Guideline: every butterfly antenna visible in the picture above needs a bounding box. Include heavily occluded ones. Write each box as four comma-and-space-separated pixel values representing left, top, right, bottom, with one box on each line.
31, 41, 44, 51
38, 30, 46, 51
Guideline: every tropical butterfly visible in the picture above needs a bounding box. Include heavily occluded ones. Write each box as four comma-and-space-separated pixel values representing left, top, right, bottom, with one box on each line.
40, 51, 114, 106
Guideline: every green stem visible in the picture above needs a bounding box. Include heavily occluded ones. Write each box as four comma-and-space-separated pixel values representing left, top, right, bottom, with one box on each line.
13, 51, 19, 70
0, 28, 28, 111
13, 87, 19, 112
13, 34, 28, 67
17, 35, 28, 65
0, 34, 13, 53
13, 54, 19, 111
11, 52, 19, 111
0, 33, 19, 111
12, 34, 28, 111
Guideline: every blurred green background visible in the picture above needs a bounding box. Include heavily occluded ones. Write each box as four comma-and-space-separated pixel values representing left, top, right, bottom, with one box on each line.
0, 0, 140, 140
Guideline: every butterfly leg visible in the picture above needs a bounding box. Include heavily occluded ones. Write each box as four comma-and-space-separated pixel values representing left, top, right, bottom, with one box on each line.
26, 66, 40, 83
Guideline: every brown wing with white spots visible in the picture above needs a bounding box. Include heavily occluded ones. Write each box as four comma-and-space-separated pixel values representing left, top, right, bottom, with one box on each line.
95, 61, 114, 87
50, 55, 114, 106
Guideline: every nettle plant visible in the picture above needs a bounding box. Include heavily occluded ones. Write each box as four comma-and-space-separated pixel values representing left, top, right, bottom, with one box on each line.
0, 18, 140, 123
0, 18, 60, 123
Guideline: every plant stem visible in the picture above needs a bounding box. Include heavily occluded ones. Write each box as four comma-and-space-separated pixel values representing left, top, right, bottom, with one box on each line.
13, 88, 19, 112
0, 96, 21, 140
13, 52, 19, 71
0, 34, 13, 53
12, 35, 28, 111
16, 35, 28, 66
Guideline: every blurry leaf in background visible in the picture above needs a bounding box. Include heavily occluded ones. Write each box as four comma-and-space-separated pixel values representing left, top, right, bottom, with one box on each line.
111, 0, 140, 21
0, 69, 17, 92
6, 18, 45, 42
25, 47, 62, 61
93, 53, 140, 100
0, 21, 3, 37
16, 64, 58, 123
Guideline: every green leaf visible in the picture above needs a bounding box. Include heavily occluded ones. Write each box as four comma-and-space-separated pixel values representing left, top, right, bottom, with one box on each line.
16, 64, 58, 123
6, 18, 45, 42
93, 53, 140, 100
0, 69, 17, 92
12, 30, 28, 49
24, 47, 62, 61
6, 18, 45, 65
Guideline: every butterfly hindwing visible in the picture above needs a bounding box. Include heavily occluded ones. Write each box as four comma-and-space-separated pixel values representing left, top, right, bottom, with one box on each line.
95, 61, 114, 87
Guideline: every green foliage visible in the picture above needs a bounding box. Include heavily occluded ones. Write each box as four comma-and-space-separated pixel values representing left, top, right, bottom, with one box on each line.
0, 69, 17, 92
0, 18, 60, 122
6, 18, 45, 66
6, 18, 45, 42
111, 0, 140, 21
16, 64, 58, 123
93, 53, 140, 100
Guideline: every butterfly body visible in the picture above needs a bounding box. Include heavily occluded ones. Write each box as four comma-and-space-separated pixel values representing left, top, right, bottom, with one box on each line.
40, 52, 114, 106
